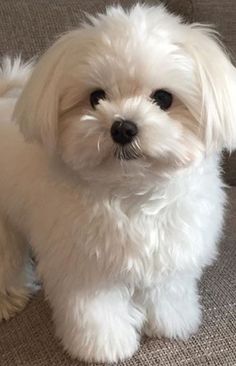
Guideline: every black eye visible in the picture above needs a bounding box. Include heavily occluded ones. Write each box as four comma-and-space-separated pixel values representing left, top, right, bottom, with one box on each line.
151, 89, 173, 110
90, 89, 106, 108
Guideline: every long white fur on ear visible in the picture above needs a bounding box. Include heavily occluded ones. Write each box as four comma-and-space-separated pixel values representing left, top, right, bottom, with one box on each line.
14, 35, 72, 151
187, 25, 236, 152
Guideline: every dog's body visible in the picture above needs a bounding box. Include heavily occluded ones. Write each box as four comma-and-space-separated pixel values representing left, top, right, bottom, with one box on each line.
0, 4, 235, 363
0, 58, 37, 321
0, 122, 225, 360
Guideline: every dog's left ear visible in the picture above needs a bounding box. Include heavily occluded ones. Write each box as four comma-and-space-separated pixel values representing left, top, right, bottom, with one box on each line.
186, 25, 236, 152
14, 32, 76, 151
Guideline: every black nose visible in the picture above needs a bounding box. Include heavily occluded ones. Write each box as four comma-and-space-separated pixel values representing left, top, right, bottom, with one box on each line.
111, 119, 138, 145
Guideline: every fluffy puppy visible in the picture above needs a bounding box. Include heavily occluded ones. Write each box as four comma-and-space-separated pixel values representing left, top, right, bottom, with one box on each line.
0, 4, 236, 363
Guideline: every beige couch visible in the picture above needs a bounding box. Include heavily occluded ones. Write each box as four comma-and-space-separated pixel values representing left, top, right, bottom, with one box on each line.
0, 1, 235, 365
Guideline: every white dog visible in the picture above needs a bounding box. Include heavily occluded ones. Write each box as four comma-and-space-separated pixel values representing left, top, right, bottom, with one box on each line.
0, 4, 235, 363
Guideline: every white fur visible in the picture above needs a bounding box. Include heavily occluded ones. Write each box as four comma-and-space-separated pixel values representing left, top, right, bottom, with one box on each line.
0, 57, 37, 321
0, 4, 235, 363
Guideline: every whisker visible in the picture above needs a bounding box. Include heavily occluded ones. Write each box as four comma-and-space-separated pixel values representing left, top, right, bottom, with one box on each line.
113, 138, 143, 161
97, 133, 104, 153
80, 114, 97, 122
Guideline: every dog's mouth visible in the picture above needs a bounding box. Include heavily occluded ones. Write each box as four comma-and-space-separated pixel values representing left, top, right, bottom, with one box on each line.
114, 140, 143, 161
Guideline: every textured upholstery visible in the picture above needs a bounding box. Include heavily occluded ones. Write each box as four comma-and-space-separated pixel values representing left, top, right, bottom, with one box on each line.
0, 1, 236, 365
0, 0, 235, 60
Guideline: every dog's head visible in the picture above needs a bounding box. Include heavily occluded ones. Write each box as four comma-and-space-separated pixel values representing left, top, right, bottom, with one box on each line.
15, 4, 236, 184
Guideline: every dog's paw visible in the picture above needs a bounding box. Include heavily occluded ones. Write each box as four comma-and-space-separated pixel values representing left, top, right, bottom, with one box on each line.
143, 300, 201, 340
0, 287, 30, 321
53, 286, 144, 363
71, 322, 140, 363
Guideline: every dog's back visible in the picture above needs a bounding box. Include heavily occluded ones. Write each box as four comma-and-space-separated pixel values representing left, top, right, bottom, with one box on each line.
0, 57, 36, 322
0, 57, 32, 123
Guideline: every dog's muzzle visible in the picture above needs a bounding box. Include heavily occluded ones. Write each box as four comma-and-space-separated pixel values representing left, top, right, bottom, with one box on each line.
111, 119, 142, 160
111, 119, 138, 145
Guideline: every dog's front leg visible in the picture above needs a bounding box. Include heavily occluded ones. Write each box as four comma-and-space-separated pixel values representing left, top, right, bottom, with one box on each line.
143, 271, 201, 340
50, 283, 145, 363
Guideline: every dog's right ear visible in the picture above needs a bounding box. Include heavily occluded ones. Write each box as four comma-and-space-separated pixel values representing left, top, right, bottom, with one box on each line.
14, 33, 75, 151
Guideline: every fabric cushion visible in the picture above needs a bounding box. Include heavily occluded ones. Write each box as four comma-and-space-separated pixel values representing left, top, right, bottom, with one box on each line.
1, 187, 236, 365
0, 0, 235, 59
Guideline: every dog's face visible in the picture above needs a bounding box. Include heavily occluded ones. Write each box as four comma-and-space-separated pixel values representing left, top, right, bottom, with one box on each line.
15, 5, 236, 185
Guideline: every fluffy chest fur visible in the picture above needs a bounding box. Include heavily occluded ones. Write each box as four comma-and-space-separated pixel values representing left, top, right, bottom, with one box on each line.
32, 155, 224, 293
0, 123, 225, 293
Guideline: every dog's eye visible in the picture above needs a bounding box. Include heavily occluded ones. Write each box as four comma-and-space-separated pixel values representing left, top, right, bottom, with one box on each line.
90, 89, 106, 108
151, 89, 173, 110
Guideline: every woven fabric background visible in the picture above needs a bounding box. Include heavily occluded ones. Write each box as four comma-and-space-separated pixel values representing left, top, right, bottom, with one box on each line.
0, 1, 235, 365
0, 0, 236, 60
